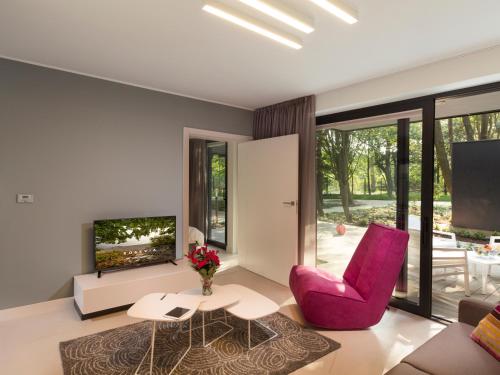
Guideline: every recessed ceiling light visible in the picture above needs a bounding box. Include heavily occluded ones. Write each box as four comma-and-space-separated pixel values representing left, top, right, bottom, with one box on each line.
239, 0, 314, 34
309, 0, 358, 24
202, 0, 303, 50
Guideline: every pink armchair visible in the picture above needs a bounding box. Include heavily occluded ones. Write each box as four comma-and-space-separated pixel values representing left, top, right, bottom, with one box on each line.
290, 223, 409, 330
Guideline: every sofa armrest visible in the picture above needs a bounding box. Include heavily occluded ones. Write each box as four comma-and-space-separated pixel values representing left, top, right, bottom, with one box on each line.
458, 298, 494, 326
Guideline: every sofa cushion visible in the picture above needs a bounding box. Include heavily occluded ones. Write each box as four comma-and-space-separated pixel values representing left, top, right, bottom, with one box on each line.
385, 363, 429, 375
402, 322, 500, 375
459, 298, 495, 326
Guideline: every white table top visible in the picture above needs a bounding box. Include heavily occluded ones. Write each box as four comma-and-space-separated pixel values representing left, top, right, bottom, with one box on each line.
224, 284, 279, 321
468, 252, 500, 265
178, 284, 240, 312
127, 293, 201, 322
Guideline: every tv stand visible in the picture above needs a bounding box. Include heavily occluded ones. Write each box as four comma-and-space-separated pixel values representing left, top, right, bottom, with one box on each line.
168, 259, 178, 266
74, 259, 198, 320
97, 270, 102, 278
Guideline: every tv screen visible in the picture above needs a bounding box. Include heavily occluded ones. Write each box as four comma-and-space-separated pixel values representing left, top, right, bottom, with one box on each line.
94, 216, 176, 272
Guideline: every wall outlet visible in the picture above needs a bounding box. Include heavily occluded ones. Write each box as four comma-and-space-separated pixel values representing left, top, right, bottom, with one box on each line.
17, 194, 34, 203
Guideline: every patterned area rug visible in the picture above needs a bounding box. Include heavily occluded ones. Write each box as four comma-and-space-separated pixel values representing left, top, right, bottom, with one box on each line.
60, 310, 340, 374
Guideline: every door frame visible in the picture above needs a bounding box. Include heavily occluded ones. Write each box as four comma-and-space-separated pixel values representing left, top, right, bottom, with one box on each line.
206, 141, 229, 249
182, 127, 252, 256
317, 99, 434, 317
316, 80, 500, 319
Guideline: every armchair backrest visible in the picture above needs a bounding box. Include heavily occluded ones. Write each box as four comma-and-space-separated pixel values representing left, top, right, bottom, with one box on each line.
490, 236, 500, 247
343, 223, 409, 301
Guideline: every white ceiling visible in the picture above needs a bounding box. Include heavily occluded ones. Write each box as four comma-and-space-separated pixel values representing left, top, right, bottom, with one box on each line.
1, 0, 499, 110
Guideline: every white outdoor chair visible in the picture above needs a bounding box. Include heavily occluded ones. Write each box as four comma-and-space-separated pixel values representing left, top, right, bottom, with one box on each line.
490, 236, 500, 247
487, 236, 500, 275
432, 230, 456, 247
432, 230, 470, 296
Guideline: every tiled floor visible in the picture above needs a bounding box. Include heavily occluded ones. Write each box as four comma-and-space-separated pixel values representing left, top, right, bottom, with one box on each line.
0, 266, 444, 375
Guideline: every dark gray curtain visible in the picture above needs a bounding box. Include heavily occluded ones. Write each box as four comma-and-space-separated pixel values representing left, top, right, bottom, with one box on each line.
189, 139, 207, 237
253, 95, 316, 265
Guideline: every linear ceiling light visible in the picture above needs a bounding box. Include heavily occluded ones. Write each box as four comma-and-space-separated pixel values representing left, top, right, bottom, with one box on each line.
309, 0, 358, 24
239, 0, 314, 34
202, 0, 303, 50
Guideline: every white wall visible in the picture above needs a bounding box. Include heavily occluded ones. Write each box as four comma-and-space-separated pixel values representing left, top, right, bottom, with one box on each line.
316, 45, 500, 116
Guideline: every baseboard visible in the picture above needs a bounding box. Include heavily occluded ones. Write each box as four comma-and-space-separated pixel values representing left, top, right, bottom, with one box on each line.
73, 299, 133, 320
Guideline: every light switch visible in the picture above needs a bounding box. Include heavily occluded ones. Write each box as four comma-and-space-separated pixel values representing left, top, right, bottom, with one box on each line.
17, 194, 34, 203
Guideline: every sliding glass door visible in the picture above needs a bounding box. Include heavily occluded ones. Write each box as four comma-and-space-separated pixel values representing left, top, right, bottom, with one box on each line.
431, 91, 500, 321
206, 141, 227, 249
316, 84, 500, 320
316, 103, 433, 316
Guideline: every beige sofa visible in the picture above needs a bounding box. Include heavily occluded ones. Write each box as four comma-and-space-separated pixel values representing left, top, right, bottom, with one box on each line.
386, 299, 499, 375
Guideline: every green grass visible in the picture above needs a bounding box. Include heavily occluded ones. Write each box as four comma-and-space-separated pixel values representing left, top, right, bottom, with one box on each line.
321, 192, 451, 202
323, 193, 394, 200
319, 203, 499, 243
433, 194, 451, 202
320, 204, 398, 227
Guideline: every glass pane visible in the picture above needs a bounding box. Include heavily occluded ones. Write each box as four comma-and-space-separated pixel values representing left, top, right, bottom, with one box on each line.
432, 91, 500, 321
405, 121, 423, 304
317, 125, 399, 277
207, 142, 227, 246
316, 110, 424, 308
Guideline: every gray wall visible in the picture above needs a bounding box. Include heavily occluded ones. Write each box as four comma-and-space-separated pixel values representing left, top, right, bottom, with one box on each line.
0, 58, 253, 309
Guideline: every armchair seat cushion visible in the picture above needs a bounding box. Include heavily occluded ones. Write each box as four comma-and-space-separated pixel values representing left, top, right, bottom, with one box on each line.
290, 265, 364, 305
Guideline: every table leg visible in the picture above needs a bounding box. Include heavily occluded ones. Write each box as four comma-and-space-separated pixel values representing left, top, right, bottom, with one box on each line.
182, 309, 233, 348
481, 263, 488, 294
248, 320, 251, 350
202, 311, 205, 347
246, 319, 278, 351
136, 319, 194, 375
150, 320, 156, 375
168, 318, 192, 375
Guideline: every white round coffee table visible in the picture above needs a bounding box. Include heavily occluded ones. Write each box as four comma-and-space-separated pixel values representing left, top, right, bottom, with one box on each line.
127, 293, 201, 375
179, 284, 240, 346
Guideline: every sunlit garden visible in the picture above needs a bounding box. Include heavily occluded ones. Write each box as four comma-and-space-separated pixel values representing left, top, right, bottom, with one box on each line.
317, 112, 500, 242
316, 111, 500, 320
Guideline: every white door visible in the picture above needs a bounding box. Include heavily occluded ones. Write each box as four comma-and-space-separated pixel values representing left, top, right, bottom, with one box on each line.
237, 134, 299, 286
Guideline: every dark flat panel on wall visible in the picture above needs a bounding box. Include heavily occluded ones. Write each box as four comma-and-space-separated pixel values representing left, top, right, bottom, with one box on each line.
452, 139, 500, 231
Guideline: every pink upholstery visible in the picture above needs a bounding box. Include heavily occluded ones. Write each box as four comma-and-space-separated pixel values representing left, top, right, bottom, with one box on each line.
290, 223, 409, 330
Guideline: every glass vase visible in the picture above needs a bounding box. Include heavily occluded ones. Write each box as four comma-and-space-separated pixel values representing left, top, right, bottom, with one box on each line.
201, 276, 213, 296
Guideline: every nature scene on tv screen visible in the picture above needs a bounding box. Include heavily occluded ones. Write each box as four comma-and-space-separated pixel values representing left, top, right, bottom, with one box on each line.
94, 216, 176, 271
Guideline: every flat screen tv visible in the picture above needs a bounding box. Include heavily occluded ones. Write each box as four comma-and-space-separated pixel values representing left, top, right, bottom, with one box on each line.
94, 216, 176, 275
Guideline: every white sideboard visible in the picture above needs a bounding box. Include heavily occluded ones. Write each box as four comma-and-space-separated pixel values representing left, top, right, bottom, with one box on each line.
74, 259, 199, 319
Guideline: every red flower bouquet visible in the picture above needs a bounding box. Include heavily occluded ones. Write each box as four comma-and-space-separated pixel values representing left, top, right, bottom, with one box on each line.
186, 245, 220, 295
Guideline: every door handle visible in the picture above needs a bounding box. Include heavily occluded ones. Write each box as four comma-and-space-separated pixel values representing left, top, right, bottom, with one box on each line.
282, 201, 296, 206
